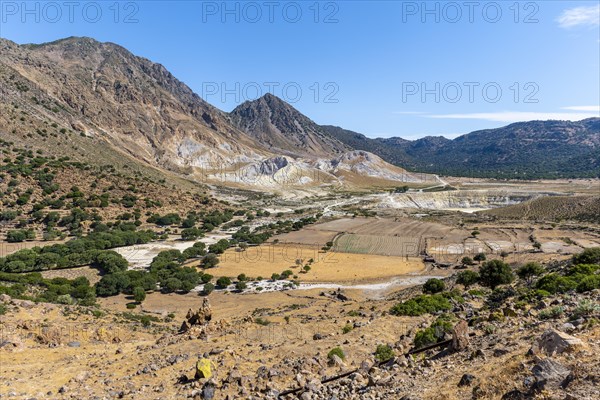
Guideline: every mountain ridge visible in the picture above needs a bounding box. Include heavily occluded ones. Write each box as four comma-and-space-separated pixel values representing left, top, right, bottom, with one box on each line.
1, 36, 598, 182
0, 36, 424, 191
322, 118, 600, 179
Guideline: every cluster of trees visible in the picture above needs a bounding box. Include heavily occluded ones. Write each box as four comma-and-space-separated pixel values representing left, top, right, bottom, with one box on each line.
147, 210, 237, 238
147, 212, 181, 226
95, 243, 210, 297
0, 225, 156, 273
0, 272, 96, 306
454, 248, 600, 295
6, 228, 35, 242
231, 226, 270, 245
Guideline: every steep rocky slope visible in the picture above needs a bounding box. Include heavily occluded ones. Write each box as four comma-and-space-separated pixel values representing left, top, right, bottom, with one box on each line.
0, 37, 267, 173
230, 93, 350, 158
0, 37, 426, 191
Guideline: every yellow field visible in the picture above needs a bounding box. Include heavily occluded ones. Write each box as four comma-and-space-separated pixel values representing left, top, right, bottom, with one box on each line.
198, 244, 425, 283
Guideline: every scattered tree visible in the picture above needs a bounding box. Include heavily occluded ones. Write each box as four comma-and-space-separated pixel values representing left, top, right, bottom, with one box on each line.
133, 286, 146, 303
456, 270, 479, 288
216, 276, 231, 288
517, 262, 544, 286
474, 253, 487, 264
479, 259, 514, 289
423, 278, 445, 294
461, 256, 474, 266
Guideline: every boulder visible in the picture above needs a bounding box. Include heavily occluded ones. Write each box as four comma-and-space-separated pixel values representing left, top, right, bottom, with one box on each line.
450, 320, 469, 351
531, 358, 571, 390
533, 329, 584, 356
328, 355, 345, 367
195, 358, 213, 380
202, 380, 216, 400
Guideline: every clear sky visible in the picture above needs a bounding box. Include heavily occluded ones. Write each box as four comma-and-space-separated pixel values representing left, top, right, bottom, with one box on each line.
1, 1, 599, 139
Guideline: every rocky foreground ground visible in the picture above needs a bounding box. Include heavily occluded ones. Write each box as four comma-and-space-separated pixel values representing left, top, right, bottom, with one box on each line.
1, 270, 599, 400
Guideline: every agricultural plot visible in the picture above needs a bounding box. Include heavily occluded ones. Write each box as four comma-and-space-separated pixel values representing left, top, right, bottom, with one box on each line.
350, 218, 459, 238
333, 233, 421, 257
307, 218, 372, 232
271, 229, 338, 246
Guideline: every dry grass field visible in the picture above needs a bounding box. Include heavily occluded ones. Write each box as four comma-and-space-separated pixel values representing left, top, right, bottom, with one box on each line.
200, 243, 425, 284
482, 195, 600, 222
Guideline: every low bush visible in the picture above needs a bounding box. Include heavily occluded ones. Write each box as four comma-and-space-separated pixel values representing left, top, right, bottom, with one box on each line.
374, 344, 394, 361
342, 324, 353, 334
413, 314, 454, 349
390, 293, 452, 316
536, 273, 577, 294
423, 278, 445, 294
327, 347, 345, 361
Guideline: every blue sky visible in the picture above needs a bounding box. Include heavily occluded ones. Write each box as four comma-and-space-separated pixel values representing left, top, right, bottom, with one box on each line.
1, 1, 599, 139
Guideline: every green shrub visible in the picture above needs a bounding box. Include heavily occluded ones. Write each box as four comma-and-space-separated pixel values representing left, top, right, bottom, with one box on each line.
374, 344, 394, 361
572, 248, 600, 265
571, 299, 600, 319
202, 282, 215, 295
96, 272, 131, 297
414, 328, 437, 349
181, 227, 202, 241
461, 256, 474, 266
0, 304, 6, 315
517, 262, 544, 284
201, 253, 220, 268
423, 278, 445, 294
133, 286, 146, 303
577, 275, 600, 293
536, 273, 577, 294
93, 251, 128, 274
413, 314, 454, 348
255, 317, 271, 326
327, 347, 345, 361
342, 324, 353, 334
6, 229, 35, 243
479, 260, 514, 289
216, 276, 231, 288
539, 306, 564, 320
568, 264, 600, 276
390, 294, 452, 316
474, 253, 487, 264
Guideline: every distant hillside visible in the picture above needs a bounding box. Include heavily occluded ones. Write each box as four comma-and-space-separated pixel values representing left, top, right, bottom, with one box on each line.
322, 119, 600, 179
481, 195, 600, 223
230, 93, 350, 157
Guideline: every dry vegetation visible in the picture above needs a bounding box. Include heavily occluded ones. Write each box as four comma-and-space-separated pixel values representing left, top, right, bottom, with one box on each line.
482, 195, 600, 223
